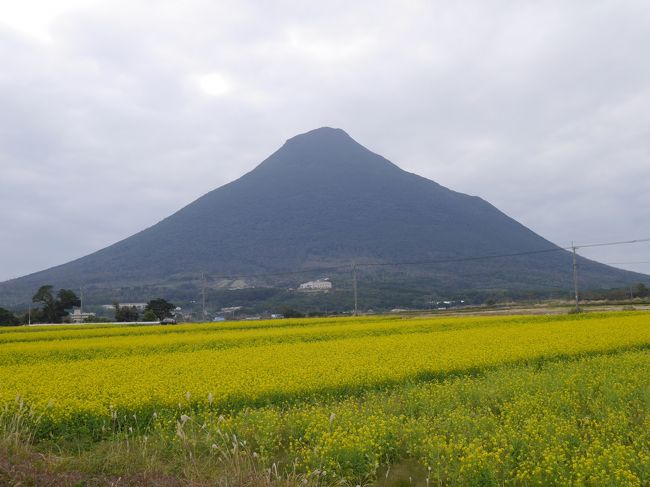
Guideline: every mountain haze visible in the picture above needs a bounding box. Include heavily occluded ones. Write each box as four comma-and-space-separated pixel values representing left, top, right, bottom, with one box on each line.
1, 127, 647, 306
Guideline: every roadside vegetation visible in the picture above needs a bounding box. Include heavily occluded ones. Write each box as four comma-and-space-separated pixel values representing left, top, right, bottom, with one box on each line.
0, 285, 176, 325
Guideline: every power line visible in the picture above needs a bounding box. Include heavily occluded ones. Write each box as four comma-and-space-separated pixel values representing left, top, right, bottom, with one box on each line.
201, 273, 207, 319
201, 263, 351, 281
571, 243, 580, 313
197, 237, 650, 283
571, 237, 650, 250
355, 247, 564, 268
352, 262, 358, 316
199, 247, 566, 282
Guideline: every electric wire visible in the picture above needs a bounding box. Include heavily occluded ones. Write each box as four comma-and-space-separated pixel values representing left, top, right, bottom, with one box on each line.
199, 237, 650, 282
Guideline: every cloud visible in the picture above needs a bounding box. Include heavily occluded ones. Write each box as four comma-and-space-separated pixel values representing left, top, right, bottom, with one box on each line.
1, 0, 649, 281
197, 72, 233, 97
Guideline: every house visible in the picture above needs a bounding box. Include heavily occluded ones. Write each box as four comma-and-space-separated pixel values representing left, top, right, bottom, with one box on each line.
68, 308, 96, 324
298, 278, 332, 291
221, 306, 242, 314
101, 302, 147, 311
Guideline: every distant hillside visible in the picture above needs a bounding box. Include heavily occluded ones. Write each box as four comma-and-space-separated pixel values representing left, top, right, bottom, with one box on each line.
1, 127, 648, 307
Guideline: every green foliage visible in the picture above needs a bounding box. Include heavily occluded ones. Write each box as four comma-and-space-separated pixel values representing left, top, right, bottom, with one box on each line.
32, 285, 57, 323
141, 309, 158, 322
57, 289, 80, 310
87, 316, 112, 323
113, 304, 139, 322
144, 298, 175, 320
0, 308, 19, 326
277, 306, 304, 318
31, 285, 80, 323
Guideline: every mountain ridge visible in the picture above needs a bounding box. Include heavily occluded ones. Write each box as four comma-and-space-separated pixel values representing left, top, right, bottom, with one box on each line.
1, 127, 648, 307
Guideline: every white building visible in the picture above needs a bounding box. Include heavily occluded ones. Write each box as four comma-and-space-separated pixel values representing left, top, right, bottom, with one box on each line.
68, 308, 96, 323
101, 302, 148, 311
298, 279, 332, 291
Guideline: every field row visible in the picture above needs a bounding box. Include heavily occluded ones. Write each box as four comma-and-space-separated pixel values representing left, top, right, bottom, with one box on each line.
0, 312, 614, 344
57, 349, 650, 485
0, 313, 594, 366
201, 349, 650, 484
0, 312, 648, 433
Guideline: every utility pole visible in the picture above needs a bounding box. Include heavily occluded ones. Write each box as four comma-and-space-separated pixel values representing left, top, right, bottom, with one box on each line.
352, 262, 358, 316
201, 274, 207, 321
80, 287, 84, 318
572, 243, 580, 313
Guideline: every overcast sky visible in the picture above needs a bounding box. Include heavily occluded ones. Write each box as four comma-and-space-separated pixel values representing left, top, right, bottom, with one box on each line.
1, 0, 649, 282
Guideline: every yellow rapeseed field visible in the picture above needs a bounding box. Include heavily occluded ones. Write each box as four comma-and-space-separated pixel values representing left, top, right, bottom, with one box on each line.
0, 312, 648, 484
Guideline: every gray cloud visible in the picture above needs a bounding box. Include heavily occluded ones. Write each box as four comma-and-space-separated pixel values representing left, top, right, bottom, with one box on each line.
1, 0, 649, 281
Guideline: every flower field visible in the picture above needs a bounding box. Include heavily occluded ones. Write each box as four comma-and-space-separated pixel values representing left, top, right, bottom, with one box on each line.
1, 312, 649, 485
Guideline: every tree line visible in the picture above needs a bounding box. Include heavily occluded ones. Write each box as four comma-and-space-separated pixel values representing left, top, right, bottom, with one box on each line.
0, 285, 176, 326
113, 298, 175, 322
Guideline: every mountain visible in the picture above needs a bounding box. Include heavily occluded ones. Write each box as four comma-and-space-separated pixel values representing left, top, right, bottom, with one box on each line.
1, 127, 647, 307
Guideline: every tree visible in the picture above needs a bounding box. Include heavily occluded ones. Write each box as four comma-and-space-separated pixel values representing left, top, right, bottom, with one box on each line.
278, 306, 304, 318
32, 285, 57, 323
142, 309, 159, 322
145, 298, 175, 320
114, 303, 140, 322
57, 289, 81, 310
56, 288, 81, 321
32, 285, 80, 323
635, 283, 649, 298
0, 308, 19, 326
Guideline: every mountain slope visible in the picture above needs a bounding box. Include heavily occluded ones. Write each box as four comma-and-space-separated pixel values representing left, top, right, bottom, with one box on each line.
1, 127, 647, 306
